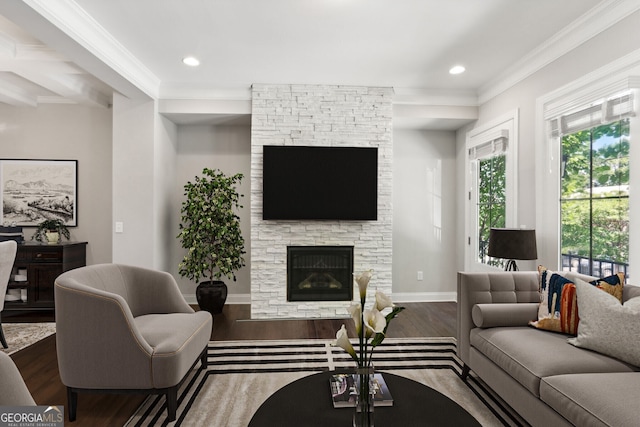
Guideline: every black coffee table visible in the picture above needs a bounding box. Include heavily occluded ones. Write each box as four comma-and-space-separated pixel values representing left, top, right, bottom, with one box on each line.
249, 371, 481, 426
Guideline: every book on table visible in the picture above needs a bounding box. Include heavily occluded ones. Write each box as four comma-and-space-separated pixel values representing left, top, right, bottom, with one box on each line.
330, 372, 393, 408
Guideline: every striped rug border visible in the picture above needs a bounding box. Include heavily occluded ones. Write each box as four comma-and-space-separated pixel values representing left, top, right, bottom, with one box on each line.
126, 338, 525, 427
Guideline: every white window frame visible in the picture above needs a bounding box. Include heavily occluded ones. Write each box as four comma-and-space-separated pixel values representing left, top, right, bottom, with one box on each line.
536, 53, 640, 271
464, 110, 519, 271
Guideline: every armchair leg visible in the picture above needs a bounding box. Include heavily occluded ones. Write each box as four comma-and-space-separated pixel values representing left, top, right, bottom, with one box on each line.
461, 364, 470, 382
166, 386, 178, 422
67, 387, 78, 422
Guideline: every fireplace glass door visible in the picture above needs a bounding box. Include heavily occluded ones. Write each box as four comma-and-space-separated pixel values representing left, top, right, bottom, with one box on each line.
287, 246, 354, 302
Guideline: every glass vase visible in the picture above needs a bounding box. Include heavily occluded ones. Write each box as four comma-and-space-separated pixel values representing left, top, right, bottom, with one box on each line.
353, 366, 375, 427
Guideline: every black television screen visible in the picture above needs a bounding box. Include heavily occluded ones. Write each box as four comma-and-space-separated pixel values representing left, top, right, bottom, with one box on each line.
262, 145, 378, 220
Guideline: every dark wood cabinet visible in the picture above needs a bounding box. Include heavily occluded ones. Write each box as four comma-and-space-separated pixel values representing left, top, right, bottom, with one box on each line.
5, 242, 87, 312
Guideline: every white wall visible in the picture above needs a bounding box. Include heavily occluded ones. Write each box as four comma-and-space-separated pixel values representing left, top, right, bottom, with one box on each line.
172, 123, 252, 301
112, 94, 157, 268
154, 115, 178, 271
0, 104, 113, 265
457, 9, 640, 271
393, 129, 457, 300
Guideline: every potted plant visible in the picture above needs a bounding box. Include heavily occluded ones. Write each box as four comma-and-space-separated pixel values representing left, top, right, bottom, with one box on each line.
32, 218, 70, 244
178, 168, 246, 314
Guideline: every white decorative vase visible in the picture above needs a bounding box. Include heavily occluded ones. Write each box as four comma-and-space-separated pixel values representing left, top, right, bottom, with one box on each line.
45, 231, 59, 244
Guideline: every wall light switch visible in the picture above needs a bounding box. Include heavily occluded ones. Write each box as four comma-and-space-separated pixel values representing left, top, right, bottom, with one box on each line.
417, 271, 424, 281
115, 221, 124, 233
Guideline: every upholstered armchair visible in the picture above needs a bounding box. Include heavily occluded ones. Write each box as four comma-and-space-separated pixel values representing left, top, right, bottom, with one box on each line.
0, 351, 36, 405
0, 240, 18, 349
54, 264, 212, 422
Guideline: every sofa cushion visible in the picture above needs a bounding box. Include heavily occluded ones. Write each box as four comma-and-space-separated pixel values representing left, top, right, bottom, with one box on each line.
470, 326, 638, 397
530, 266, 624, 335
541, 373, 640, 427
135, 311, 212, 388
568, 278, 640, 367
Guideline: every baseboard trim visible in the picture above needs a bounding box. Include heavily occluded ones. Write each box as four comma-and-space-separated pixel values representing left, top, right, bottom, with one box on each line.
184, 293, 251, 305
184, 292, 455, 305
392, 292, 457, 303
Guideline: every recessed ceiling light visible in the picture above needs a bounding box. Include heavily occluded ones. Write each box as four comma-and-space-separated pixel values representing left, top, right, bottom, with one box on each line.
449, 65, 466, 75
182, 56, 200, 67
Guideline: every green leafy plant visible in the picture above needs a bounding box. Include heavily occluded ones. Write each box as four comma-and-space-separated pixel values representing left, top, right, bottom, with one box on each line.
32, 218, 70, 242
178, 168, 246, 283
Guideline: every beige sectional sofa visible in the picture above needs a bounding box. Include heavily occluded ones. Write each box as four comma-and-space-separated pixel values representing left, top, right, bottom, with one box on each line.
457, 271, 640, 427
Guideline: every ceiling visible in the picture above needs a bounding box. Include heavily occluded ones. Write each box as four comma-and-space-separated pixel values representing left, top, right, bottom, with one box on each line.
0, 0, 623, 129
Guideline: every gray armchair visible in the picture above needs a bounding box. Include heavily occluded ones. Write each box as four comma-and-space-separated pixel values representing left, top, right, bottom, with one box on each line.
0, 240, 18, 349
0, 351, 36, 405
54, 263, 212, 422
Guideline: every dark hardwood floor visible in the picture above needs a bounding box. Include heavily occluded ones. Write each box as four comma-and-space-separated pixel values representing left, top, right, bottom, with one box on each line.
9, 302, 456, 427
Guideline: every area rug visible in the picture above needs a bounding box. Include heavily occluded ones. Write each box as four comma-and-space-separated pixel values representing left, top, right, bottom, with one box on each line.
0, 322, 56, 355
126, 337, 524, 427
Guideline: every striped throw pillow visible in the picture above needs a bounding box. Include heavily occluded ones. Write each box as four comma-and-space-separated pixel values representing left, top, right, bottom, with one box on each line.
529, 266, 624, 335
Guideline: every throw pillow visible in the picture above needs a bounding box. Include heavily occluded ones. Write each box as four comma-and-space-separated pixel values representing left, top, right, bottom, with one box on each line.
529, 266, 624, 335
568, 278, 640, 367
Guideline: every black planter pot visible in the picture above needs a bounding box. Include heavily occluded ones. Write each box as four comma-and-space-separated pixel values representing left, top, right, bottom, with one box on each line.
196, 281, 228, 315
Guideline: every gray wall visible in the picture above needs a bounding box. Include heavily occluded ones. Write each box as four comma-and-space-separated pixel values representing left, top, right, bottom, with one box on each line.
393, 129, 457, 300
0, 104, 113, 265
172, 124, 252, 301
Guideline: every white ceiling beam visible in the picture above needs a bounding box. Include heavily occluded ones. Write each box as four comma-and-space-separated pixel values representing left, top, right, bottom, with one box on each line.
10, 63, 110, 107
0, 0, 155, 101
0, 31, 16, 57
0, 78, 37, 106
0, 57, 84, 74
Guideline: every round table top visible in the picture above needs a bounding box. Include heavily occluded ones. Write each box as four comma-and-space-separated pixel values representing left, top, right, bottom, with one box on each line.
249, 371, 481, 427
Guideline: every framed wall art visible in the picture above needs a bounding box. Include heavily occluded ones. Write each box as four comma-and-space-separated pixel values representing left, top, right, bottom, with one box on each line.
0, 159, 78, 227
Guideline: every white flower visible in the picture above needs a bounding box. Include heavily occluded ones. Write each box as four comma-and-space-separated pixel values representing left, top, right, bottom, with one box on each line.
354, 270, 373, 302
363, 308, 386, 338
348, 303, 362, 334
334, 325, 358, 362
375, 290, 395, 311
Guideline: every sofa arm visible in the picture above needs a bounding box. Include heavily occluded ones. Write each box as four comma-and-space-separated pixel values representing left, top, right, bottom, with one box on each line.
457, 271, 540, 365
472, 303, 539, 328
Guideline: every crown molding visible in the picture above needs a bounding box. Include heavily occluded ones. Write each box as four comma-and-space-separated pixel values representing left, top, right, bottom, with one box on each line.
479, 0, 640, 105
22, 0, 160, 99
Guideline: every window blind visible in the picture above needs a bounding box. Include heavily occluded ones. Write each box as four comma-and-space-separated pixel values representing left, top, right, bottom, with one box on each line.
468, 129, 508, 160
548, 92, 635, 138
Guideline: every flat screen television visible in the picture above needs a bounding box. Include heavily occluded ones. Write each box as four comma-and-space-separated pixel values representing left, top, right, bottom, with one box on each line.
262, 145, 378, 220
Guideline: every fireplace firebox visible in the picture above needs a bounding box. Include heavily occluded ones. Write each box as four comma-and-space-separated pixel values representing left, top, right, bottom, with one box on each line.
287, 246, 354, 302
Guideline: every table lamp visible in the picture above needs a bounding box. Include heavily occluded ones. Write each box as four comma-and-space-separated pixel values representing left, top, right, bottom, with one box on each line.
487, 228, 537, 271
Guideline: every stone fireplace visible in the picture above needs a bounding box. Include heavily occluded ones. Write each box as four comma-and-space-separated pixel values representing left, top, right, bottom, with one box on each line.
250, 84, 393, 319
287, 246, 354, 302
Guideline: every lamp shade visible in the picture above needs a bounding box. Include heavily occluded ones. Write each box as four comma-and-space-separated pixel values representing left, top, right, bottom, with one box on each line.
487, 228, 537, 260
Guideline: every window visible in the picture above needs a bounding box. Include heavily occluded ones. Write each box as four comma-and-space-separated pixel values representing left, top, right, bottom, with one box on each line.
540, 82, 637, 274
477, 154, 506, 265
465, 111, 518, 271
560, 118, 630, 278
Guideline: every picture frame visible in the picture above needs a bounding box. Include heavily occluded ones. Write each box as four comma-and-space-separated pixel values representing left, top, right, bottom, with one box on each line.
0, 159, 78, 227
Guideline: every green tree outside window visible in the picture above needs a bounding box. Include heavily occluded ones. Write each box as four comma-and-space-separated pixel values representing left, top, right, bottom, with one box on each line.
477, 154, 506, 266
560, 118, 629, 277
